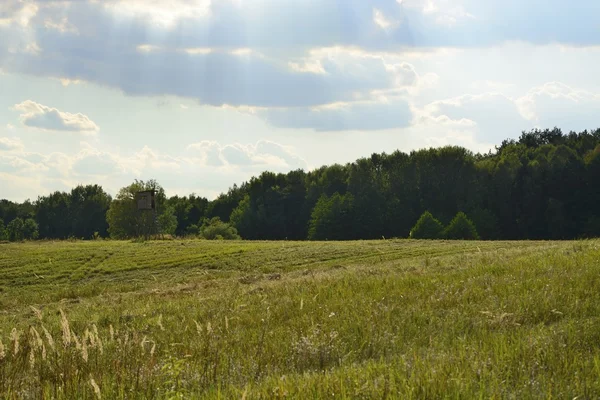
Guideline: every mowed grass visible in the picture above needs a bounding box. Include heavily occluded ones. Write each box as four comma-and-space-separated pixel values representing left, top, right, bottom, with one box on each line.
1, 239, 600, 398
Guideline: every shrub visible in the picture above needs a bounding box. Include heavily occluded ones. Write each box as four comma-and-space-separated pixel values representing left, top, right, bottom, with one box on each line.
185, 224, 200, 236
200, 217, 241, 240
445, 212, 480, 240
409, 211, 444, 239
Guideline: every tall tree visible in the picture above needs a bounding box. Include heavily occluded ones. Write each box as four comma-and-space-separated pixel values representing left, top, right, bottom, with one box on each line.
106, 180, 174, 239
69, 185, 112, 239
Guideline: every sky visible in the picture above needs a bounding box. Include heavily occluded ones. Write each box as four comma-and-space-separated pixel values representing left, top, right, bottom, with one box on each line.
1, 0, 600, 202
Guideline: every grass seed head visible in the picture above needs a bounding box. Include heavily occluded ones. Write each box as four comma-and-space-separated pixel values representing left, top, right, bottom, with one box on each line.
0, 338, 5, 360
42, 325, 55, 350
10, 328, 20, 356
90, 376, 101, 399
60, 309, 71, 347
72, 330, 81, 350
30, 306, 43, 321
30, 326, 43, 350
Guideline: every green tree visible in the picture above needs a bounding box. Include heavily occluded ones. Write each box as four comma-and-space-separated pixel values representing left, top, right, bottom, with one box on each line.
469, 208, 500, 240
69, 185, 112, 239
106, 179, 169, 239
199, 217, 241, 240
0, 218, 7, 241
409, 211, 444, 239
35, 192, 71, 239
229, 195, 255, 238
444, 212, 479, 240
7, 217, 25, 242
308, 193, 355, 240
157, 206, 178, 236
23, 218, 39, 240
167, 195, 208, 236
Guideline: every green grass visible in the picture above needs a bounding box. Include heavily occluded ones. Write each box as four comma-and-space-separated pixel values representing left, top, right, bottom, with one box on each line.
1, 239, 599, 398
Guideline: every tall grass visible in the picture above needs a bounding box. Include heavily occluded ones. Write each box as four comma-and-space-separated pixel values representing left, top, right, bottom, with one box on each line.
0, 240, 599, 398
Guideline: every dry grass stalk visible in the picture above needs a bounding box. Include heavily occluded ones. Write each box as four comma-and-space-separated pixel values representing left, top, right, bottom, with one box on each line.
72, 330, 82, 351
141, 336, 148, 355
10, 328, 20, 356
81, 333, 89, 362
30, 326, 43, 350
42, 325, 55, 350
0, 337, 5, 360
30, 306, 43, 321
30, 326, 47, 360
92, 324, 103, 354
60, 309, 71, 347
90, 376, 102, 399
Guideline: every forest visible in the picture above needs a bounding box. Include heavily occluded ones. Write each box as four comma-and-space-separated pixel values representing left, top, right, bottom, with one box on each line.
1, 127, 600, 241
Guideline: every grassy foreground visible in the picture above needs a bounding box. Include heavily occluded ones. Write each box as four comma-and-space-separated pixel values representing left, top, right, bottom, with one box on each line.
0, 239, 600, 398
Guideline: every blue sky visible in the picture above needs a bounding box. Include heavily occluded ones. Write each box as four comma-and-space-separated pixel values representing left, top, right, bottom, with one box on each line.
1, 0, 600, 201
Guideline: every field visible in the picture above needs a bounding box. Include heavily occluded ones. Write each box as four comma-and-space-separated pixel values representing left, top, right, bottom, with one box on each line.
1, 239, 600, 398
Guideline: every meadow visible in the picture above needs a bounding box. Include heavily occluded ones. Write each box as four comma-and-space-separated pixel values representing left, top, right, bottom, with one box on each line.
1, 239, 600, 398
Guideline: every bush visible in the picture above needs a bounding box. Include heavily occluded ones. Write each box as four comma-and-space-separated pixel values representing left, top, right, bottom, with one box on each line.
200, 217, 241, 240
445, 212, 480, 240
185, 224, 200, 236
410, 211, 444, 239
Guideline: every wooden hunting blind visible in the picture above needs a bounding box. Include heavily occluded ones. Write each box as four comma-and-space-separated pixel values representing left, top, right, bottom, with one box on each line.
136, 190, 156, 210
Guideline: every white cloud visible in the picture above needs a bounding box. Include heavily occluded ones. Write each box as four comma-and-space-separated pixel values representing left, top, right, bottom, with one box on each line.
0, 153, 48, 174
56, 78, 84, 86
186, 141, 225, 167
136, 44, 160, 53
0, 2, 38, 27
12, 100, 100, 134
423, 92, 531, 142
419, 82, 600, 144
399, 0, 475, 26
261, 98, 413, 132
72, 150, 123, 177
187, 140, 307, 169
515, 82, 600, 131
44, 16, 78, 34
0, 139, 307, 202
23, 41, 41, 55
0, 137, 23, 152
104, 0, 211, 28
373, 8, 398, 30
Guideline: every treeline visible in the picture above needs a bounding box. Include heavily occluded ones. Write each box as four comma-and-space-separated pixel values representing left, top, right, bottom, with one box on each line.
1, 128, 600, 241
